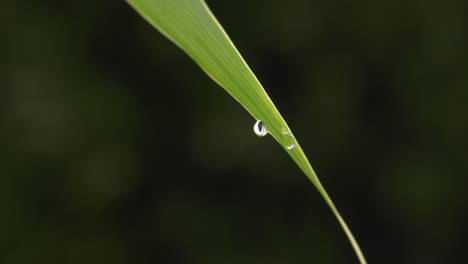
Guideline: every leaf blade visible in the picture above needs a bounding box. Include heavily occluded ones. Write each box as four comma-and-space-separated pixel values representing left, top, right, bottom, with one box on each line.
126, 0, 366, 263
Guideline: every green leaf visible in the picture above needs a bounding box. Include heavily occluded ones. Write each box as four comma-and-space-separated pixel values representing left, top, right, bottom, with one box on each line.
126, 0, 366, 262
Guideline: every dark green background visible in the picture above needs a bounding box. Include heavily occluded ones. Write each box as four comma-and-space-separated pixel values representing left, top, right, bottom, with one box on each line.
1, 0, 467, 263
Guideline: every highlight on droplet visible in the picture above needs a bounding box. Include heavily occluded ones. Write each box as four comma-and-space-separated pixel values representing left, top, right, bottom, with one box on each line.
281, 126, 290, 135
253, 120, 268, 137
287, 142, 295, 149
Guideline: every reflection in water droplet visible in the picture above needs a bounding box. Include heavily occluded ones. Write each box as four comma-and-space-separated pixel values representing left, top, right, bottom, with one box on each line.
281, 126, 290, 135
287, 142, 295, 149
253, 120, 268, 137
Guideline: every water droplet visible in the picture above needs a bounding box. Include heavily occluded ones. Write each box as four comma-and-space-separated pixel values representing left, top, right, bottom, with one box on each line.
253, 120, 268, 137
286, 136, 296, 149
281, 126, 290, 134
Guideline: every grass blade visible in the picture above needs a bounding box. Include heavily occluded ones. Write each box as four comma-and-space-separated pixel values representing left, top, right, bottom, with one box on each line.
126, 0, 366, 262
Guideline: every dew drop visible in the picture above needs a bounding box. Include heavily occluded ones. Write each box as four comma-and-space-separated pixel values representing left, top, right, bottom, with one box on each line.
286, 136, 296, 150
281, 126, 290, 135
253, 120, 268, 137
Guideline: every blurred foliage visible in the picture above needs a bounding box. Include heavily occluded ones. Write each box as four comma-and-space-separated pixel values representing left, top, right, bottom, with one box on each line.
1, 0, 467, 263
